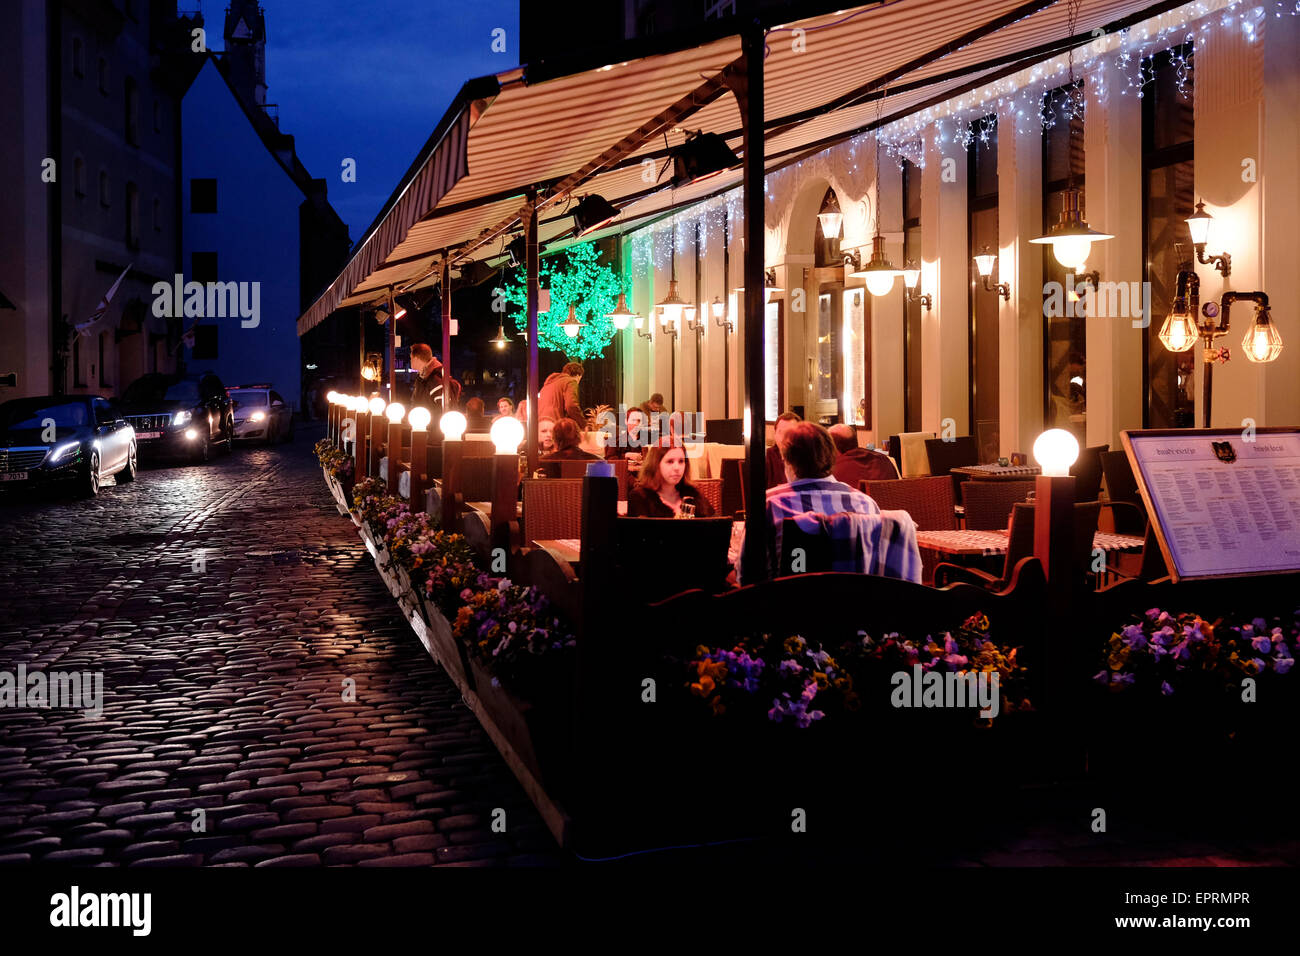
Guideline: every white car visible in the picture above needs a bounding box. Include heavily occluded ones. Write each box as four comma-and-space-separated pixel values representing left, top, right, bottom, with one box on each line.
228, 385, 294, 444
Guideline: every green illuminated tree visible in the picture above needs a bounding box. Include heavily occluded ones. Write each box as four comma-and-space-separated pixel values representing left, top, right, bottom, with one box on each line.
498, 242, 625, 361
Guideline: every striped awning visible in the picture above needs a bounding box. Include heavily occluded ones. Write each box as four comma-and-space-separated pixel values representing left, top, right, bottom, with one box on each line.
297, 0, 1174, 335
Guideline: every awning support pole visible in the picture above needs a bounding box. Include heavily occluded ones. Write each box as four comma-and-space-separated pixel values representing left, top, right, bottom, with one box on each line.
440, 261, 452, 414
526, 190, 540, 476
734, 20, 767, 583
386, 285, 396, 406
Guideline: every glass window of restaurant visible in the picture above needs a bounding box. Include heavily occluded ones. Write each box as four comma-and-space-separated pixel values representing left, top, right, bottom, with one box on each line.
1041, 82, 1087, 444
1142, 45, 1195, 428
903, 157, 923, 433
813, 188, 849, 424
968, 115, 999, 462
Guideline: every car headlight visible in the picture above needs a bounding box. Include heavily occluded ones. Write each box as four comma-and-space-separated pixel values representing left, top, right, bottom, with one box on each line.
172, 410, 192, 426
48, 441, 81, 464
250, 411, 266, 422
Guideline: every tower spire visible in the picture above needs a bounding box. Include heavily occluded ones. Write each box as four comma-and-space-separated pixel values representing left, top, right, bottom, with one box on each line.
223, 0, 267, 107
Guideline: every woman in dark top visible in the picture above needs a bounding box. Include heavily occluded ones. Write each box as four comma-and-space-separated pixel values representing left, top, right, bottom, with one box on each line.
627, 443, 715, 518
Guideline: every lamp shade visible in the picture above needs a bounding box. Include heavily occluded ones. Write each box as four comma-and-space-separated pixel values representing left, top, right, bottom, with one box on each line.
902, 266, 920, 290
817, 211, 843, 240
561, 302, 584, 338
440, 411, 467, 440
711, 297, 725, 320
1030, 187, 1112, 271
605, 292, 638, 330
408, 406, 431, 431
490, 414, 524, 454
385, 403, 405, 424
848, 235, 900, 297
1033, 428, 1080, 477
1158, 311, 1197, 353
1242, 309, 1283, 364
1186, 199, 1212, 246
657, 278, 687, 323
973, 253, 996, 278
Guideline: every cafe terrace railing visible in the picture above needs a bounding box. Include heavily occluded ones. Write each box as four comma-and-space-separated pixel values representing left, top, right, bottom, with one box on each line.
316, 425, 1300, 857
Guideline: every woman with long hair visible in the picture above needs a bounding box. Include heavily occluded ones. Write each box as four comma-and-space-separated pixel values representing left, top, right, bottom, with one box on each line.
627, 442, 715, 518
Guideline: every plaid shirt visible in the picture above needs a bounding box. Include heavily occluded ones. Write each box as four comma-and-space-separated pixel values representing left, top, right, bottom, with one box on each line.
736, 477, 881, 583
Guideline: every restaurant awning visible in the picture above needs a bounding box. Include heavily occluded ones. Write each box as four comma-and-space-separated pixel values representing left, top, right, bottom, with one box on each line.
297, 0, 1175, 336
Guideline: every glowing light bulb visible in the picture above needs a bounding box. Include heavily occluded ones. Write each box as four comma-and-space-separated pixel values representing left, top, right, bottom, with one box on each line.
490, 415, 524, 454
408, 406, 431, 431
385, 403, 405, 424
865, 271, 897, 297
368, 397, 386, 416
440, 411, 467, 441
1033, 428, 1080, 477
1052, 236, 1092, 271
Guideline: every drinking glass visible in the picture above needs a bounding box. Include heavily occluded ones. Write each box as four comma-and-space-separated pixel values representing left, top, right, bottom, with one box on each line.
678, 499, 696, 519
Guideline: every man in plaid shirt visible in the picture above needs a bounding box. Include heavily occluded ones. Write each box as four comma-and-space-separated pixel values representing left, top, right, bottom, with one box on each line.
735, 422, 881, 583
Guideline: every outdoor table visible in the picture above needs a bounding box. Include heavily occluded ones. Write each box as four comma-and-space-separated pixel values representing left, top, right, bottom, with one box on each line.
684, 442, 746, 479
916, 528, 1144, 556
951, 463, 1042, 481
534, 538, 582, 565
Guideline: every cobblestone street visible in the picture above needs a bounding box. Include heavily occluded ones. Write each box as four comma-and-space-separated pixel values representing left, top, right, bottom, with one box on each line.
0, 425, 562, 867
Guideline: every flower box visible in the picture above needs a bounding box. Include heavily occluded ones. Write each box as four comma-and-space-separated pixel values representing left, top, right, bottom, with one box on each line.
468, 659, 573, 795
426, 605, 472, 690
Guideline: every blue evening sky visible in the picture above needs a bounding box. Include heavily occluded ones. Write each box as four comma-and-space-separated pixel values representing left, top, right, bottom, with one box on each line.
242, 0, 519, 242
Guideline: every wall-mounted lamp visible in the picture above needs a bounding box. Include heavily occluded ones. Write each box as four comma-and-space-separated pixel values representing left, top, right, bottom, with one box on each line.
684, 304, 705, 336
361, 352, 383, 382
901, 261, 931, 311
973, 249, 1011, 300
711, 296, 733, 334
1185, 199, 1232, 278
658, 305, 678, 339
817, 192, 843, 241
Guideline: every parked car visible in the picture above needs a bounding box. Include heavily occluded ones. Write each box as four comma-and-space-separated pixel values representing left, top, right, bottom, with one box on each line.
228, 384, 294, 444
0, 395, 137, 497
118, 372, 233, 463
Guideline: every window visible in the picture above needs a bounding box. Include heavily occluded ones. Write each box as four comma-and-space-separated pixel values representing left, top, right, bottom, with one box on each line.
125, 182, 140, 248
192, 252, 218, 283
1041, 83, 1087, 444
190, 178, 217, 213
1142, 46, 1196, 428
98, 333, 110, 386
98, 170, 110, 207
902, 157, 923, 432
967, 115, 999, 460
98, 57, 108, 95
193, 328, 218, 360
94, 398, 114, 424
152, 196, 161, 232
152, 98, 161, 133
72, 37, 84, 77
125, 76, 139, 145
74, 157, 86, 197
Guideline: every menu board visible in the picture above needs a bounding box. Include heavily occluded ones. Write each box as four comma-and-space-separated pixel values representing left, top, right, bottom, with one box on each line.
1122, 428, 1300, 581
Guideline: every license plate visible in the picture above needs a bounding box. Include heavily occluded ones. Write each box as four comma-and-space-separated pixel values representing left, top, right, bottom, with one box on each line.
0, 472, 28, 482
137, 431, 163, 439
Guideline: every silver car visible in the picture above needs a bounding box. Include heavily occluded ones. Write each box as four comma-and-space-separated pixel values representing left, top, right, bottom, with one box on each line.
228, 385, 294, 444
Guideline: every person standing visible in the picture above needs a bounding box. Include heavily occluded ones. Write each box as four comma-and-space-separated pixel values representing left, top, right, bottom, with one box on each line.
538, 361, 585, 430
409, 343, 461, 415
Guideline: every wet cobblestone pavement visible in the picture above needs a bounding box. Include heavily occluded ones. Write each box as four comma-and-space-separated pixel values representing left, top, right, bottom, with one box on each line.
0, 426, 562, 867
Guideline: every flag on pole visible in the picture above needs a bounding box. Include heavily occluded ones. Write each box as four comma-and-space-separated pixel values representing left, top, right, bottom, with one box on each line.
74, 264, 132, 339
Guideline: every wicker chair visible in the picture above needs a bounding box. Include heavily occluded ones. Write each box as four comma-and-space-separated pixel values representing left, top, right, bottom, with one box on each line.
691, 477, 723, 516
521, 478, 583, 544
861, 475, 957, 530
961, 479, 1036, 530
551, 457, 629, 500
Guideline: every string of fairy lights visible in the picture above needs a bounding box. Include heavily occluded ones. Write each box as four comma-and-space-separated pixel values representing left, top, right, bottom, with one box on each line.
614, 0, 1296, 284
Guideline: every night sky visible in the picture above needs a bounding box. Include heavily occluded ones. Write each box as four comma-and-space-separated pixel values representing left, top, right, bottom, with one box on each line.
255, 0, 519, 242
